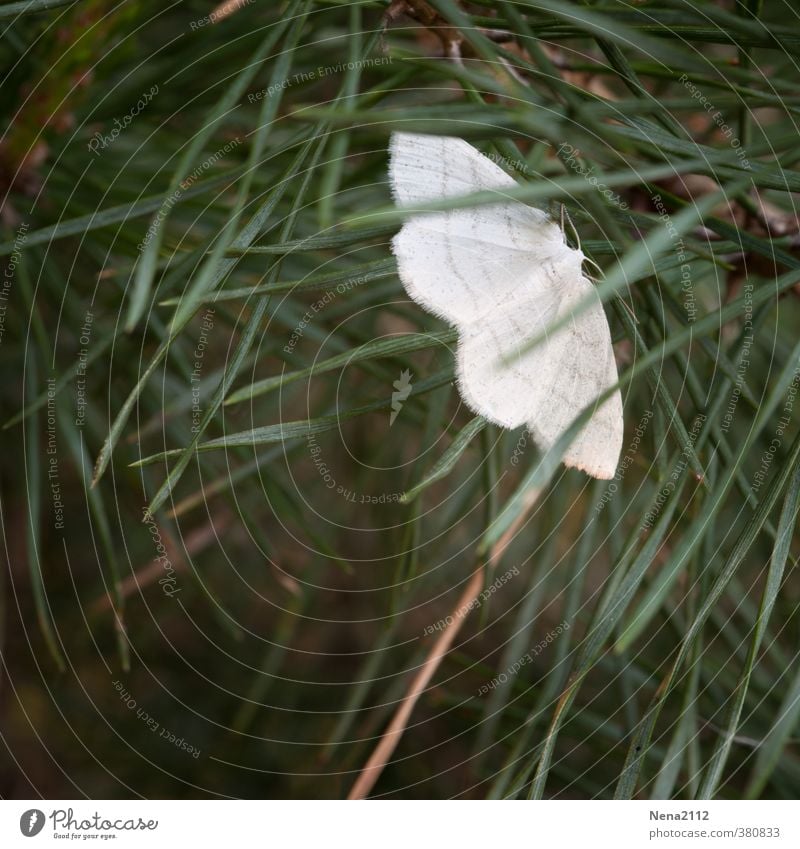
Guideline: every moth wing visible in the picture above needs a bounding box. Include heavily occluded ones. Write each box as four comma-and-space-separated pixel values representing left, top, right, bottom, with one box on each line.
389, 133, 565, 326
388, 132, 623, 479
456, 273, 623, 479
389, 132, 564, 247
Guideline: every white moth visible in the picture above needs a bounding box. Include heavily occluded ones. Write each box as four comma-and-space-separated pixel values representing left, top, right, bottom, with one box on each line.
388, 132, 623, 479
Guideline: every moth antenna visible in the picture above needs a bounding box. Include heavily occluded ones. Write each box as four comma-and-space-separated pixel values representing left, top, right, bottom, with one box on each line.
559, 204, 583, 253
618, 296, 639, 324
579, 255, 637, 323
583, 255, 604, 278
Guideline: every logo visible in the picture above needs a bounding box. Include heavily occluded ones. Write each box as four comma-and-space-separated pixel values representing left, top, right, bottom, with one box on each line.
390, 369, 413, 426
19, 809, 45, 837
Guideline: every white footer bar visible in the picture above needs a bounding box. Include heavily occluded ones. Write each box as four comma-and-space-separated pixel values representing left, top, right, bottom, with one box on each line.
1, 799, 797, 848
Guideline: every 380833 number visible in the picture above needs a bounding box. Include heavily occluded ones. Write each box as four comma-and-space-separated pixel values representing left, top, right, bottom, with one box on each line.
736, 827, 781, 838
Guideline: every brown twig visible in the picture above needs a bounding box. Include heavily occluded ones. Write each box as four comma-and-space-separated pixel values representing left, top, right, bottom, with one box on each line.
89, 515, 229, 615
347, 485, 544, 798
210, 0, 251, 24
347, 565, 485, 800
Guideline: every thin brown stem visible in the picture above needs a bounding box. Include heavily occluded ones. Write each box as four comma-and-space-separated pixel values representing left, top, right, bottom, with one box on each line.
347, 484, 543, 799
348, 565, 485, 800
